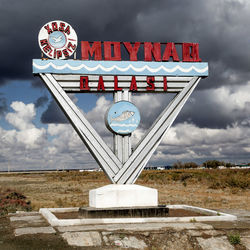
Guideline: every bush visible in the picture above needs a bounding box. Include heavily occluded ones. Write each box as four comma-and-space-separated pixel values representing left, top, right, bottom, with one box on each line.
184, 162, 198, 169
228, 233, 241, 245
139, 169, 250, 190
0, 189, 32, 216
172, 161, 198, 169
208, 169, 250, 190
172, 161, 184, 169
203, 160, 225, 168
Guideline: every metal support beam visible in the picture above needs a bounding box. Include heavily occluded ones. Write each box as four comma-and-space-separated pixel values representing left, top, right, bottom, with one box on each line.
39, 73, 201, 185
114, 77, 201, 184
113, 90, 131, 163
39, 73, 122, 183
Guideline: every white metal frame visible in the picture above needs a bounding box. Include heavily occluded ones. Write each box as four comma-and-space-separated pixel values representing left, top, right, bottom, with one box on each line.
40, 73, 122, 183
115, 77, 200, 184
40, 73, 200, 184
113, 90, 132, 164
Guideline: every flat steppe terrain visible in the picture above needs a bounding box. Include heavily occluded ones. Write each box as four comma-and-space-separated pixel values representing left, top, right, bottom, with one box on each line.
0, 169, 249, 211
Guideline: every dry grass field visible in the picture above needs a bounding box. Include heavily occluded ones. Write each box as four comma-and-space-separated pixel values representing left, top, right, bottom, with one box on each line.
0, 169, 249, 211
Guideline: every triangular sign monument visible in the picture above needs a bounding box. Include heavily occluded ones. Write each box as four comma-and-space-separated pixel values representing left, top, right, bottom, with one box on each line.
33, 21, 208, 208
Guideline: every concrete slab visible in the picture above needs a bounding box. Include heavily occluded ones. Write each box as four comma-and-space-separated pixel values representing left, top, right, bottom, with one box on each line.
107, 234, 147, 249
57, 222, 213, 233
241, 236, 250, 250
10, 215, 43, 222
89, 184, 158, 208
102, 234, 109, 245
14, 226, 56, 236
11, 221, 49, 229
164, 233, 195, 250
9, 211, 40, 216
204, 220, 250, 230
9, 215, 47, 228
61, 231, 102, 247
197, 236, 234, 250
187, 229, 224, 237
217, 209, 250, 218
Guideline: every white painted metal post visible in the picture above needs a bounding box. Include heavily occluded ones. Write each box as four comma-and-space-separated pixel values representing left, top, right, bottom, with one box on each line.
40, 73, 122, 183
114, 77, 201, 184
126, 77, 201, 184
113, 90, 132, 164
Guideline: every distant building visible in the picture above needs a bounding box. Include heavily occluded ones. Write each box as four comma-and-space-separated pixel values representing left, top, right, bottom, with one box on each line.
218, 166, 226, 169
144, 165, 172, 170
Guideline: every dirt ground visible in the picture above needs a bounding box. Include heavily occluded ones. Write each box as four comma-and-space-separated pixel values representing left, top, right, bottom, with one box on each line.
0, 170, 249, 249
2, 210, 250, 250
0, 169, 248, 211
0, 216, 73, 250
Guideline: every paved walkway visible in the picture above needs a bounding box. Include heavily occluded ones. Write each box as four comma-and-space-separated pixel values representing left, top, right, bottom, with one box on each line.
6, 210, 250, 249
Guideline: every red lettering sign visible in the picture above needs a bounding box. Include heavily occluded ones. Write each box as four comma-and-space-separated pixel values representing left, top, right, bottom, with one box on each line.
81, 41, 102, 60
78, 76, 169, 92
104, 42, 121, 61
130, 76, 138, 91
97, 76, 105, 91
162, 43, 179, 62
146, 76, 155, 91
80, 76, 89, 90
182, 43, 201, 62
144, 42, 161, 62
39, 21, 77, 60
163, 77, 167, 91
81, 41, 202, 62
123, 42, 140, 61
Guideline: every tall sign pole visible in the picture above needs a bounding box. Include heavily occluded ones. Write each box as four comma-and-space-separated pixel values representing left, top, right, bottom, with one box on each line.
33, 20, 208, 207
113, 90, 132, 164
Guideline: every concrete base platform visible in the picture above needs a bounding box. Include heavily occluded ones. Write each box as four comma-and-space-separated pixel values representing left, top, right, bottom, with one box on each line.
89, 184, 158, 208
39, 205, 237, 227
8, 209, 250, 249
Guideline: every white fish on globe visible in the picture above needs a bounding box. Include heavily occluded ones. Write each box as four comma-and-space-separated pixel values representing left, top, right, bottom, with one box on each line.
52, 35, 63, 43
111, 111, 135, 122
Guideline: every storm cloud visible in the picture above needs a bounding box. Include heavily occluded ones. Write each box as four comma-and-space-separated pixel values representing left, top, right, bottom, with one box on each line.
1, 0, 250, 88
34, 95, 48, 108
41, 99, 68, 124
0, 0, 250, 170
0, 94, 8, 116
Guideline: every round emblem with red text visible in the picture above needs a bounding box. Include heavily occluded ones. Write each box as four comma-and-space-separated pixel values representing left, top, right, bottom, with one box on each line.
38, 20, 77, 60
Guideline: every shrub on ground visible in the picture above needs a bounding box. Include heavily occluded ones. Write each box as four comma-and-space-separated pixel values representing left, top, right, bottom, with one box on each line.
138, 169, 249, 190
0, 189, 32, 216
228, 233, 241, 245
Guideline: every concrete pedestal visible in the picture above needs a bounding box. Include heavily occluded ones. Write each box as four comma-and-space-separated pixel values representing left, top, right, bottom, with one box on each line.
89, 184, 158, 208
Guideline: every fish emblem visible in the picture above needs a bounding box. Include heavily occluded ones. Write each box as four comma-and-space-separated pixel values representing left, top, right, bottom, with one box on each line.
52, 35, 63, 43
111, 111, 135, 122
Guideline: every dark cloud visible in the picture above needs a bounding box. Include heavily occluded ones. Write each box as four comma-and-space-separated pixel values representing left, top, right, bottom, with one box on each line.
34, 95, 49, 108
135, 81, 250, 130
0, 0, 147, 84
1, 0, 250, 169
175, 87, 250, 129
134, 93, 173, 130
0, 94, 8, 116
41, 99, 68, 124
1, 0, 249, 89
1, 0, 250, 131
31, 78, 45, 89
